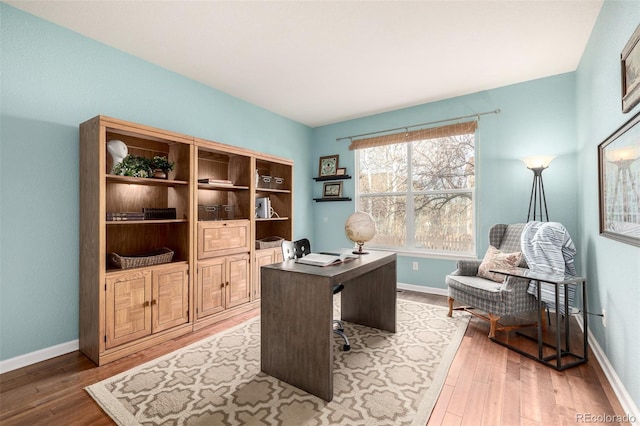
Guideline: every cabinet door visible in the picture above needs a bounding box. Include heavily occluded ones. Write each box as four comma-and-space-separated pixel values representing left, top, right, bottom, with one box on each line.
226, 253, 251, 308
197, 258, 226, 318
254, 249, 276, 300
197, 220, 250, 259
152, 264, 189, 333
105, 270, 152, 349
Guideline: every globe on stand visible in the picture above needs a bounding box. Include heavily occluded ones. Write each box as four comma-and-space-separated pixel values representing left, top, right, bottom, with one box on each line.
345, 211, 376, 255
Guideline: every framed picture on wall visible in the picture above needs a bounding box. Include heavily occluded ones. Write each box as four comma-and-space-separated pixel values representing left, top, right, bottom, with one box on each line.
621, 23, 640, 113
318, 155, 339, 177
322, 181, 343, 198
598, 110, 640, 247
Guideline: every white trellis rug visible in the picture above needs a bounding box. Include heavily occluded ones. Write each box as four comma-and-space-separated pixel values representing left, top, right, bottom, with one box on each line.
87, 299, 469, 425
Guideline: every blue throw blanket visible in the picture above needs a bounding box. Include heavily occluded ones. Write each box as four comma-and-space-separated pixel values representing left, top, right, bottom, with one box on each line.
521, 221, 577, 314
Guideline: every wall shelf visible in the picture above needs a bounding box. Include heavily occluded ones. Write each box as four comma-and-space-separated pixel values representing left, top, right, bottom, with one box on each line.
313, 197, 352, 202
313, 175, 352, 201
313, 175, 351, 182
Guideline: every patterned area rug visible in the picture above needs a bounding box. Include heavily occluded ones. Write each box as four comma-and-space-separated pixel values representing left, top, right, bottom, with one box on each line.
86, 299, 470, 425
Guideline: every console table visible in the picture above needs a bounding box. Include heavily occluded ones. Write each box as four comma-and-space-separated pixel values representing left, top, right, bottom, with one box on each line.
491, 267, 588, 371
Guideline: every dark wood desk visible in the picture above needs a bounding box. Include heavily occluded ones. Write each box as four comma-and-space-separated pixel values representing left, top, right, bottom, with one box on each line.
260, 250, 396, 401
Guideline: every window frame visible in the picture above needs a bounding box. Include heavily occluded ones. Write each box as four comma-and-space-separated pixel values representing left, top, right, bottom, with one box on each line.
354, 133, 477, 259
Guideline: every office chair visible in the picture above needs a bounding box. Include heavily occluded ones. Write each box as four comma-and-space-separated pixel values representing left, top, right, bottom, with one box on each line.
281, 238, 350, 351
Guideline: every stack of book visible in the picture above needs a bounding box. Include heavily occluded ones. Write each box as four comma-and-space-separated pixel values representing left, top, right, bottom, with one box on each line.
143, 208, 177, 220
198, 178, 233, 185
106, 212, 145, 221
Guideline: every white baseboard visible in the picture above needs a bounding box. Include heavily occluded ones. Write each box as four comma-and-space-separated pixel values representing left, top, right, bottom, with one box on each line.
0, 340, 79, 374
575, 314, 639, 425
397, 282, 448, 296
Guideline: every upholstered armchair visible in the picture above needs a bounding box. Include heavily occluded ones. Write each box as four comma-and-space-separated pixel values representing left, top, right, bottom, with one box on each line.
446, 223, 540, 338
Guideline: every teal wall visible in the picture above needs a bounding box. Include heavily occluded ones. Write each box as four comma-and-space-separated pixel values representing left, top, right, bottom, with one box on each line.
312, 73, 579, 287
1, 2, 639, 412
576, 0, 640, 409
0, 4, 314, 360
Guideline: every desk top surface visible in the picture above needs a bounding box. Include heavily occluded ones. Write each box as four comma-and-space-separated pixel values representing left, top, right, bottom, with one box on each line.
262, 249, 396, 279
490, 267, 586, 284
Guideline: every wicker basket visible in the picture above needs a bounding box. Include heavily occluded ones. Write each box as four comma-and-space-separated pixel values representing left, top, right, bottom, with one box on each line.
109, 247, 174, 269
255, 236, 284, 249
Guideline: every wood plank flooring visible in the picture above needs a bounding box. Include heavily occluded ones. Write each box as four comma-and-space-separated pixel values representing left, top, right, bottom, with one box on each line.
0, 291, 626, 425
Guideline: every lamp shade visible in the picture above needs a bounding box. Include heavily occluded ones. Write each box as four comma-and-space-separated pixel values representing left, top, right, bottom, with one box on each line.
521, 155, 556, 169
606, 146, 639, 162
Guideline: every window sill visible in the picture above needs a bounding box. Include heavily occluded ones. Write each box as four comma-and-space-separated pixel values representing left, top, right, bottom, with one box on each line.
366, 246, 477, 261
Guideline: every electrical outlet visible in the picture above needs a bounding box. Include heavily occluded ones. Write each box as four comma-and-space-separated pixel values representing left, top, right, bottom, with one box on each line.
412, 261, 419, 271
602, 309, 607, 327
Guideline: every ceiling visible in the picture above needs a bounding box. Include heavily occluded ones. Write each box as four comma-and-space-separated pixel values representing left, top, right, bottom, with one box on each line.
7, 0, 603, 127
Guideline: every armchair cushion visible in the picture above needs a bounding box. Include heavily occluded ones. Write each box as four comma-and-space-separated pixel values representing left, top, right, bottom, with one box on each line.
447, 275, 504, 302
477, 245, 523, 283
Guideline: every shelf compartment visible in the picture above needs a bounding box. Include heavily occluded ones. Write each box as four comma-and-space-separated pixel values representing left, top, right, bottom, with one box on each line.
255, 219, 292, 241
105, 131, 191, 182
197, 149, 252, 188
256, 159, 292, 192
106, 183, 190, 221
197, 188, 249, 220
106, 222, 189, 267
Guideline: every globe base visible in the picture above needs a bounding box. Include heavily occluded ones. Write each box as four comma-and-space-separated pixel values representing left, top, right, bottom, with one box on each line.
353, 243, 370, 255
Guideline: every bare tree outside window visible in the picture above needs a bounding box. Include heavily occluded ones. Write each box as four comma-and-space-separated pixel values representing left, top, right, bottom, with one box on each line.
357, 131, 475, 255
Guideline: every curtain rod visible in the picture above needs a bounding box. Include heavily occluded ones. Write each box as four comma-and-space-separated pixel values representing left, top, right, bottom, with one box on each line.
335, 109, 500, 142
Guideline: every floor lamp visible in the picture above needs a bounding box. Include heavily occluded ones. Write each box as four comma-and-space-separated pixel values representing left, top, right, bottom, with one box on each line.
522, 156, 555, 222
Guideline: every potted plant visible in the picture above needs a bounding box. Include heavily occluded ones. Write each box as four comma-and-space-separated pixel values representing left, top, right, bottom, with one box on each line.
151, 156, 175, 179
112, 155, 153, 178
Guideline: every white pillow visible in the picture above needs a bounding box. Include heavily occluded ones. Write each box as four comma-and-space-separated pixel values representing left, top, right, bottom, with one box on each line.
477, 245, 523, 283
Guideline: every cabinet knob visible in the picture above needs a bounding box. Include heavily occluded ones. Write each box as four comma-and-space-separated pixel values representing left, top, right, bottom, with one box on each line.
221, 283, 225, 288
151, 299, 157, 305
144, 301, 150, 307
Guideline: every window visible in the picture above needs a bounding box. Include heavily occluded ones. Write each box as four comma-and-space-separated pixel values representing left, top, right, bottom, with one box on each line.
353, 121, 476, 257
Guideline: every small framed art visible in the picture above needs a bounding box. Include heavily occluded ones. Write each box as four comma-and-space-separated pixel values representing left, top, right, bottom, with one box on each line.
322, 181, 343, 198
336, 167, 346, 176
318, 155, 339, 177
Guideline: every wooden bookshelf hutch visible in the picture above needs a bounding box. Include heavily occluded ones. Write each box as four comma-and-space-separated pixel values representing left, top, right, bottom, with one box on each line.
79, 115, 292, 365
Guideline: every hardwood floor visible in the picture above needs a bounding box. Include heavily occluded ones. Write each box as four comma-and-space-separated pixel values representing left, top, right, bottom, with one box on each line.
0, 291, 626, 425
